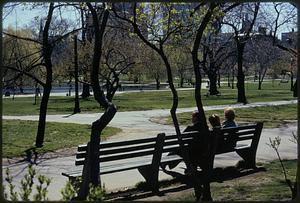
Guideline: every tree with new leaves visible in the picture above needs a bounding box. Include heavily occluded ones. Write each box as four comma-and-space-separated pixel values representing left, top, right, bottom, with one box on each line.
222, 3, 260, 104
3, 2, 82, 147
113, 2, 219, 200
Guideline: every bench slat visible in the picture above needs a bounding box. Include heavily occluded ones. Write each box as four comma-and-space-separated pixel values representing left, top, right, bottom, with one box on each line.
76, 142, 157, 159
63, 157, 154, 178
78, 136, 158, 152
76, 149, 156, 165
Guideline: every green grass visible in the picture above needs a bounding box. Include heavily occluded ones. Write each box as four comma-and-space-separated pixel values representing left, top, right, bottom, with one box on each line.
165, 104, 297, 128
3, 82, 295, 115
2, 120, 121, 158
167, 160, 297, 201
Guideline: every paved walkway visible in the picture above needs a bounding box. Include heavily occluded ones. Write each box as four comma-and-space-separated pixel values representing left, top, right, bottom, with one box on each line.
2, 100, 298, 200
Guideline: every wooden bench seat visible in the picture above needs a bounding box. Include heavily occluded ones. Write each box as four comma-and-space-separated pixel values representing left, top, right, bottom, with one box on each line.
62, 133, 165, 192
62, 122, 263, 193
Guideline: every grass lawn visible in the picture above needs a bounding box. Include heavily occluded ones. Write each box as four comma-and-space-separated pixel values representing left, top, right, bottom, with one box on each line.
164, 104, 297, 128
2, 120, 121, 158
167, 160, 297, 201
3, 82, 295, 115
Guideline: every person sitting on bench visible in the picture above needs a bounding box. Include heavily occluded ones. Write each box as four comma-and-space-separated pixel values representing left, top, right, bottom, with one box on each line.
183, 110, 203, 132
208, 114, 221, 128
182, 111, 211, 173
222, 107, 237, 128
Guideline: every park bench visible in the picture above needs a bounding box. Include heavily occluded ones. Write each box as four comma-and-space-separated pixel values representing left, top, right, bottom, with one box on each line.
160, 122, 264, 171
62, 133, 166, 193
62, 122, 263, 193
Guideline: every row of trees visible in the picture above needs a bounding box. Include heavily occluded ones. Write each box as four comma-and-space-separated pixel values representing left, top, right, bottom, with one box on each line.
2, 2, 297, 200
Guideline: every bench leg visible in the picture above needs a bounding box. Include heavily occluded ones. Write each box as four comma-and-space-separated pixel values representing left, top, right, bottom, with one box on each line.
236, 148, 256, 169
138, 166, 159, 193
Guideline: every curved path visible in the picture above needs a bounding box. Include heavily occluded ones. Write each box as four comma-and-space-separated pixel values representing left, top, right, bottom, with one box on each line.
2, 100, 298, 200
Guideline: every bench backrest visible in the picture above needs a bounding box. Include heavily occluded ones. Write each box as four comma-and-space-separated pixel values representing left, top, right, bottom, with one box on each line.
75, 133, 165, 166
162, 122, 263, 155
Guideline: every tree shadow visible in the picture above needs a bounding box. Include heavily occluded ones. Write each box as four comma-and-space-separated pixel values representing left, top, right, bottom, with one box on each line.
106, 165, 266, 201
13, 147, 38, 165
63, 113, 77, 118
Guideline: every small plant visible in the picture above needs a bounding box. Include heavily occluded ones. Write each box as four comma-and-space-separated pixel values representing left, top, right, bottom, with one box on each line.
61, 180, 78, 200
20, 164, 36, 200
61, 177, 106, 201
86, 183, 106, 201
33, 175, 51, 201
267, 134, 297, 199
4, 164, 51, 201
5, 168, 18, 201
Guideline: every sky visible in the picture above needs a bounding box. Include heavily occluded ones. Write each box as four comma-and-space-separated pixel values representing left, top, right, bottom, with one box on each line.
2, 2, 297, 39
3, 3, 80, 29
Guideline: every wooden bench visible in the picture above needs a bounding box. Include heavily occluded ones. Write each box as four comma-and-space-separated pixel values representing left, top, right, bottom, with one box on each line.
62, 122, 263, 193
160, 122, 264, 171
62, 133, 165, 193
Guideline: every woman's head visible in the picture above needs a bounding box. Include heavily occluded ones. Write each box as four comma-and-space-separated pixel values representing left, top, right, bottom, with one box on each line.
224, 107, 235, 121
209, 114, 221, 127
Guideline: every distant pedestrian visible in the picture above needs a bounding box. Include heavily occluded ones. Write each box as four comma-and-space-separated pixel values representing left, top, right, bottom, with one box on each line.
222, 107, 237, 128
36, 87, 41, 97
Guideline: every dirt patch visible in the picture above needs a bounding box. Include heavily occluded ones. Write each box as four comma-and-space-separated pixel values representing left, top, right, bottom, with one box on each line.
149, 116, 169, 125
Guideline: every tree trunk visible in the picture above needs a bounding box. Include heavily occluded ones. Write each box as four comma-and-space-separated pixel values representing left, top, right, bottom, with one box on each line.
290, 72, 294, 91
155, 77, 160, 90
35, 84, 51, 147
81, 83, 91, 98
35, 3, 54, 148
208, 70, 219, 95
227, 71, 231, 87
236, 43, 247, 104
293, 79, 298, 97
74, 35, 81, 113
258, 81, 262, 90
180, 76, 184, 88
231, 68, 235, 89
190, 3, 217, 200
217, 69, 221, 88
77, 5, 113, 200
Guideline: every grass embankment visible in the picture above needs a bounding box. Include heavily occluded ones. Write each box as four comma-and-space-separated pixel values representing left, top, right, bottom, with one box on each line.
169, 160, 297, 201
165, 104, 297, 128
3, 82, 295, 115
2, 120, 121, 158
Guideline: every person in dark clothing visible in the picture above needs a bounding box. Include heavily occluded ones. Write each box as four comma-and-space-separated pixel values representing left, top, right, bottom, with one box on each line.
182, 111, 211, 173
183, 110, 202, 132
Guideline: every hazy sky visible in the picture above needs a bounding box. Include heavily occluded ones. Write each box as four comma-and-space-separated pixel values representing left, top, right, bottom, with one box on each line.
3, 2, 297, 38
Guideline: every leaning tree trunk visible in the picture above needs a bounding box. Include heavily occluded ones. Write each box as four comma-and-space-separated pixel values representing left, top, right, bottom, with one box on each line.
35, 83, 52, 147
236, 42, 247, 104
77, 5, 114, 200
190, 3, 217, 200
35, 3, 54, 148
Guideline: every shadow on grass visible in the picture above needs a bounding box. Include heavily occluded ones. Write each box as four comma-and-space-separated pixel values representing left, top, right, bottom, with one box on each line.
106, 165, 266, 201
